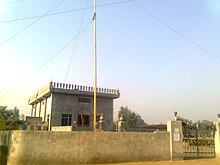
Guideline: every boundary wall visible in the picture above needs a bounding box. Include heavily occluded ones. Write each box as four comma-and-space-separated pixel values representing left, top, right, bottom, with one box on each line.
7, 131, 170, 165
0, 131, 10, 165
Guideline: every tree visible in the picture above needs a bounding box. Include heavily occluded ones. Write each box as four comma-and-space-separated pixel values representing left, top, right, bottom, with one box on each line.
0, 107, 6, 129
0, 106, 14, 122
0, 106, 8, 130
0, 106, 25, 130
177, 116, 216, 138
118, 106, 145, 128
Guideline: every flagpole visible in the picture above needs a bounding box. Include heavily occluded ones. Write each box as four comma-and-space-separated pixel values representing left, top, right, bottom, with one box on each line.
93, 0, 97, 132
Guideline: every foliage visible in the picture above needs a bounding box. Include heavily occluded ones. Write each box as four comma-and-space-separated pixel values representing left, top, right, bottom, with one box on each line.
0, 106, 25, 130
179, 117, 216, 138
118, 106, 145, 128
0, 106, 14, 122
0, 106, 7, 129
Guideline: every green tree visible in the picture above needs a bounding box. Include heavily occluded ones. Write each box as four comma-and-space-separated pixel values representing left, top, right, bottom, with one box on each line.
0, 106, 14, 122
0, 106, 8, 130
0, 107, 6, 129
178, 116, 216, 138
118, 106, 145, 128
0, 106, 24, 130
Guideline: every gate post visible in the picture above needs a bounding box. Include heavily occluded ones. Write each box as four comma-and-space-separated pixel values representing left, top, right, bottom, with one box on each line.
215, 122, 220, 159
167, 120, 183, 160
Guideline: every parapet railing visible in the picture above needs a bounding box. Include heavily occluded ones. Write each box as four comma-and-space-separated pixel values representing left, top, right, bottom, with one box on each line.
29, 94, 38, 104
28, 83, 51, 104
29, 82, 120, 104
50, 82, 120, 95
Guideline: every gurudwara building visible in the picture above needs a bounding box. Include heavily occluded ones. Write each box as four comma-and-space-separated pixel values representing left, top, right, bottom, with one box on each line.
28, 82, 120, 131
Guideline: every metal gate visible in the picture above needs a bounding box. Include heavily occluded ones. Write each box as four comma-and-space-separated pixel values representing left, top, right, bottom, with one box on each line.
183, 137, 215, 159
181, 120, 216, 159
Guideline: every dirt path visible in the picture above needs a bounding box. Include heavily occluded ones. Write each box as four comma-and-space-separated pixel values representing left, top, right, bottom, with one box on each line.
97, 158, 220, 165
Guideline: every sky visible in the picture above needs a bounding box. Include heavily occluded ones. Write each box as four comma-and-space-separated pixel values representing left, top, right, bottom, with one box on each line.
0, 0, 220, 124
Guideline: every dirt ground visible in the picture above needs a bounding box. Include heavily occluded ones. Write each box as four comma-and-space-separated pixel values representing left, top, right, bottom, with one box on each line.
97, 158, 220, 165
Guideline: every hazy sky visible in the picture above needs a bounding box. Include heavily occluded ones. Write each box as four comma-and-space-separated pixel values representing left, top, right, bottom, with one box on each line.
1, 0, 220, 124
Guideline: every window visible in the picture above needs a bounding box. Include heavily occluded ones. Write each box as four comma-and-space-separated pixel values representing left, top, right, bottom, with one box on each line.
61, 114, 72, 126
78, 98, 90, 104
77, 114, 90, 126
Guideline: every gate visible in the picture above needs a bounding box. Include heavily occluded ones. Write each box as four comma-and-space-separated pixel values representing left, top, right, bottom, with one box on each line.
182, 122, 215, 159
183, 137, 215, 159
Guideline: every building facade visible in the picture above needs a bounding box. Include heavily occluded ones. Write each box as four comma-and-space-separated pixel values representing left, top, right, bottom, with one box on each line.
28, 82, 120, 131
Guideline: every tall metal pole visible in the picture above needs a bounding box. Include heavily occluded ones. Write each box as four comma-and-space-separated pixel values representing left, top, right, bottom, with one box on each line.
93, 0, 97, 131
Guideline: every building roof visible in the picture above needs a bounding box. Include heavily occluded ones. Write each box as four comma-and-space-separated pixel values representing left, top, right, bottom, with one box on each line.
28, 82, 120, 105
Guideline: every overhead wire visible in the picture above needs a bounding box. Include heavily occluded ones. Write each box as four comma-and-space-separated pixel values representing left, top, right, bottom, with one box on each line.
0, 0, 65, 47
130, 0, 219, 60
0, 0, 134, 24
64, 0, 88, 83
1, 20, 93, 96
6, 0, 216, 95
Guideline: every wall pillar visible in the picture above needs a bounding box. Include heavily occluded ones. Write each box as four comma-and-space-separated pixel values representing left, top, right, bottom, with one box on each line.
215, 122, 220, 158
118, 116, 124, 132
99, 114, 104, 131
167, 120, 183, 160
